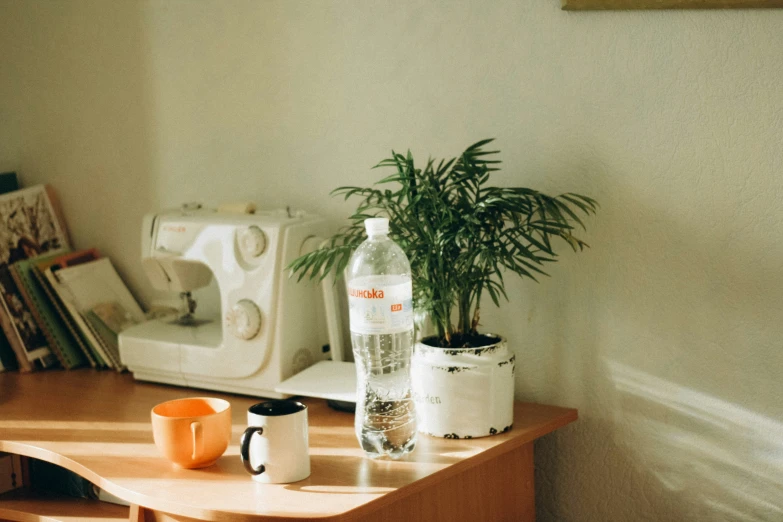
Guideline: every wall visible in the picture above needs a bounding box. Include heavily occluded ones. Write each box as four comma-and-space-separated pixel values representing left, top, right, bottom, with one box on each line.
1, 1, 782, 520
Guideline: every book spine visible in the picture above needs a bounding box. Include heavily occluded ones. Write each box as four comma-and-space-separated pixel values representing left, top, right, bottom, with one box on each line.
8, 265, 66, 368
44, 269, 112, 369
31, 266, 98, 368
11, 263, 86, 370
80, 312, 123, 371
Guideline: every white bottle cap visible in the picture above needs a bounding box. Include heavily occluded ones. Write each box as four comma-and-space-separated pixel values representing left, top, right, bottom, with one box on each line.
364, 217, 389, 237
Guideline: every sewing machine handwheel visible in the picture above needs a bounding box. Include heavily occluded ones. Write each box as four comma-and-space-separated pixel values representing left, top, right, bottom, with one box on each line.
226, 299, 262, 340
239, 226, 267, 257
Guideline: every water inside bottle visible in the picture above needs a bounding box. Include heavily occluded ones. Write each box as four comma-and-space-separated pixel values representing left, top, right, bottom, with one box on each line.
353, 330, 417, 459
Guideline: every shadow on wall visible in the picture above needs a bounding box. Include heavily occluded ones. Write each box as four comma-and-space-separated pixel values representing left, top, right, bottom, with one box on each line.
536, 363, 783, 522
606, 360, 783, 522
518, 153, 783, 521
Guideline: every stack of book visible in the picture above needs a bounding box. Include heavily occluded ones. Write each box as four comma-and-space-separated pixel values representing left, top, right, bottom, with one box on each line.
0, 173, 145, 373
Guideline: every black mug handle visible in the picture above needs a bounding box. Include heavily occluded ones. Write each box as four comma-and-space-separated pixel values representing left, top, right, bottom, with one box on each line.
240, 426, 266, 475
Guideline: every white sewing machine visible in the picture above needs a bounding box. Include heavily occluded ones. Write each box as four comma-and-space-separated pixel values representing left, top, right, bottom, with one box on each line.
118, 203, 354, 400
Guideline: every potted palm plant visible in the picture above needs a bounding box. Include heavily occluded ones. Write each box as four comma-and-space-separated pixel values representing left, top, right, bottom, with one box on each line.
289, 138, 597, 438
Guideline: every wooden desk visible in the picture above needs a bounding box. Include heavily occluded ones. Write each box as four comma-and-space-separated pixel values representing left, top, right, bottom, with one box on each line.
0, 369, 576, 521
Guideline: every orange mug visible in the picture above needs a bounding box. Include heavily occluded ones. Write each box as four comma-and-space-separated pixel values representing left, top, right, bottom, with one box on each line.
151, 397, 231, 469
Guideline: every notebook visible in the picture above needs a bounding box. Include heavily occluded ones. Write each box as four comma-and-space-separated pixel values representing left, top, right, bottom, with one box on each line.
39, 250, 109, 368
10, 256, 88, 370
83, 310, 121, 364
31, 259, 98, 369
50, 258, 145, 371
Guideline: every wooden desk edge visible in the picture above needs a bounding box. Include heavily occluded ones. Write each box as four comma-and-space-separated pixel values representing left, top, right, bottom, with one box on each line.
0, 371, 578, 522
1, 405, 577, 521
336, 405, 578, 522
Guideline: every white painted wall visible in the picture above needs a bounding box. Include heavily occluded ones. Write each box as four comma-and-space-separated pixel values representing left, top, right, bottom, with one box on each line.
1, 1, 782, 520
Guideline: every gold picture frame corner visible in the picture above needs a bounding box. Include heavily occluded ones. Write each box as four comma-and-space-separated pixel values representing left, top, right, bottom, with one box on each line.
561, 0, 783, 10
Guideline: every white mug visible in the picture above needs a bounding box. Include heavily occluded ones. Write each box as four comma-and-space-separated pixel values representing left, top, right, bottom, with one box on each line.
240, 400, 310, 483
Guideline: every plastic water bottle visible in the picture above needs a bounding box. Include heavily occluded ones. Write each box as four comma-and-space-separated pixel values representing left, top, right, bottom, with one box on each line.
347, 217, 417, 459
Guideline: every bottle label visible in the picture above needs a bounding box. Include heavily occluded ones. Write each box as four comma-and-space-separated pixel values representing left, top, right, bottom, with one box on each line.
348, 276, 413, 335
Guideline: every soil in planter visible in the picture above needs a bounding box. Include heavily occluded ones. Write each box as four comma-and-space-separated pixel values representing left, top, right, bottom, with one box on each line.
421, 333, 501, 349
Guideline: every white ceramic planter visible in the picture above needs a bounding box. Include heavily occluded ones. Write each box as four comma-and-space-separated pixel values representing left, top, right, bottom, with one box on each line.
411, 335, 515, 439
